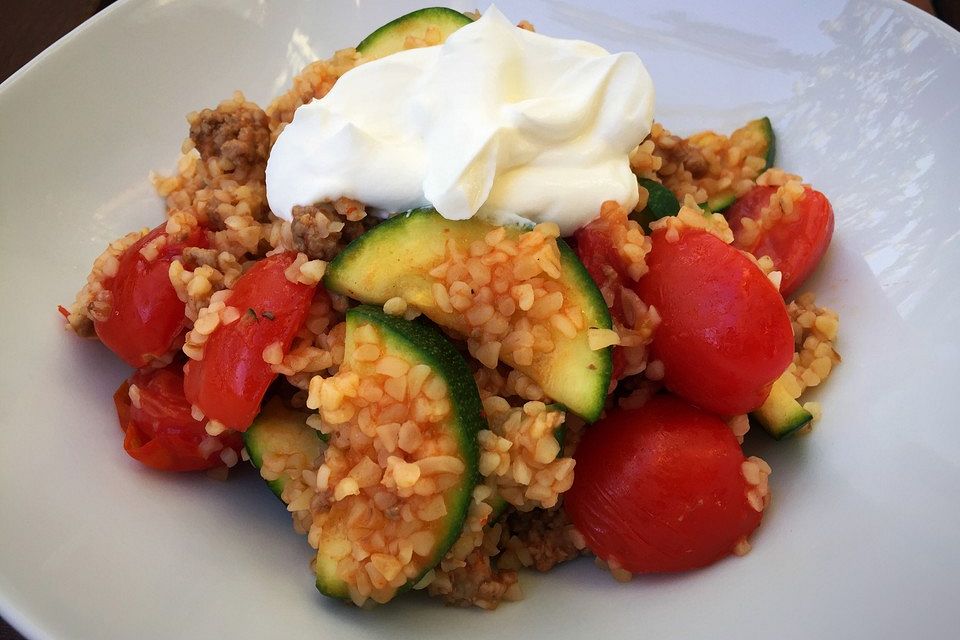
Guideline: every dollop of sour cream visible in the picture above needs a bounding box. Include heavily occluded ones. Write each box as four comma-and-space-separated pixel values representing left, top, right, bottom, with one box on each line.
266, 6, 655, 235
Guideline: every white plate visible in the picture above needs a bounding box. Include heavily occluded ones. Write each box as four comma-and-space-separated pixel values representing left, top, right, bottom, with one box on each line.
2, 0, 959, 638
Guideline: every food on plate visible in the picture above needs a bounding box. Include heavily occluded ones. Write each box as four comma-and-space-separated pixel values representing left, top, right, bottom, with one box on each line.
60, 5, 840, 609
182, 251, 322, 432
113, 364, 243, 472
565, 395, 769, 575
244, 396, 326, 498
265, 7, 654, 235
727, 178, 835, 297
324, 208, 612, 421
82, 222, 207, 368
635, 227, 795, 416
355, 6, 473, 60
308, 305, 483, 604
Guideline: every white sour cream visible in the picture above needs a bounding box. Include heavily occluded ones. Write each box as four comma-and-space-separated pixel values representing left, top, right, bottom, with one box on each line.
266, 6, 655, 235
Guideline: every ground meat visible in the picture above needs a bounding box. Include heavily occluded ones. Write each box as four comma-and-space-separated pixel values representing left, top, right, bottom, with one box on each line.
428, 549, 520, 610
68, 313, 96, 338
560, 413, 587, 458
290, 202, 374, 261
189, 103, 271, 177
185, 99, 272, 231
180, 246, 219, 269
660, 136, 709, 179
503, 504, 584, 572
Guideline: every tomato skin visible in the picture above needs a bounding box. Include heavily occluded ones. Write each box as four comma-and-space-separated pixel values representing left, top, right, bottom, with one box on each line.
636, 229, 793, 416
95, 224, 207, 368
115, 364, 241, 472
727, 185, 834, 297
184, 252, 317, 431
564, 395, 762, 573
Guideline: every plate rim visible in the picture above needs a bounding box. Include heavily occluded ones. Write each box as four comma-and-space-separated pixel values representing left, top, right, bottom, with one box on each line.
2, 0, 959, 638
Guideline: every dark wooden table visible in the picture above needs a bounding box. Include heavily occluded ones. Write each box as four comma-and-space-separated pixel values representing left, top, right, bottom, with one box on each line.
0, 0, 955, 638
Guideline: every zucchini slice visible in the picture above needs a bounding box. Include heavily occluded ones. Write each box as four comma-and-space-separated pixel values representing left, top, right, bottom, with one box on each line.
634, 177, 680, 229
752, 377, 812, 440
692, 116, 776, 213
700, 192, 736, 214
742, 116, 776, 172
244, 396, 325, 499
324, 209, 612, 422
487, 493, 510, 522
312, 305, 482, 605
357, 7, 472, 60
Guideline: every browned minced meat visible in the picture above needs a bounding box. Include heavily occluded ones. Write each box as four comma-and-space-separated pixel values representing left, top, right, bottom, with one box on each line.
189, 104, 271, 177
71, 314, 96, 338
290, 204, 375, 261
504, 504, 583, 572
180, 246, 219, 269
428, 550, 519, 610
560, 413, 586, 458
658, 135, 709, 179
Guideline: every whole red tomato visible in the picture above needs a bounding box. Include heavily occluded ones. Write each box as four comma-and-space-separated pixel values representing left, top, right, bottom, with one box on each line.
565, 395, 764, 573
636, 229, 794, 415
95, 223, 207, 367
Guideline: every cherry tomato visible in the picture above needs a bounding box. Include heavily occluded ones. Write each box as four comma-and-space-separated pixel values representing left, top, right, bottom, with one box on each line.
636, 229, 793, 415
114, 364, 242, 472
727, 185, 834, 297
565, 395, 763, 573
574, 217, 631, 380
95, 223, 207, 367
184, 252, 317, 431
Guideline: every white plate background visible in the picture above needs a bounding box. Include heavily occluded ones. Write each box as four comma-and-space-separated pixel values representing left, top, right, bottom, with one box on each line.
1, 0, 959, 638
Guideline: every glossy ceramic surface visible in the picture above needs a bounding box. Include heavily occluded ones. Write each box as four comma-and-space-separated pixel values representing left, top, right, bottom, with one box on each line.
1, 1, 958, 638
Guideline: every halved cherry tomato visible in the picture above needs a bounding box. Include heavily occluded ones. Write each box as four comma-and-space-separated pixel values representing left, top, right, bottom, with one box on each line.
565, 395, 763, 573
727, 185, 834, 297
114, 364, 242, 472
636, 229, 793, 415
184, 252, 317, 431
95, 223, 207, 367
574, 217, 631, 380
